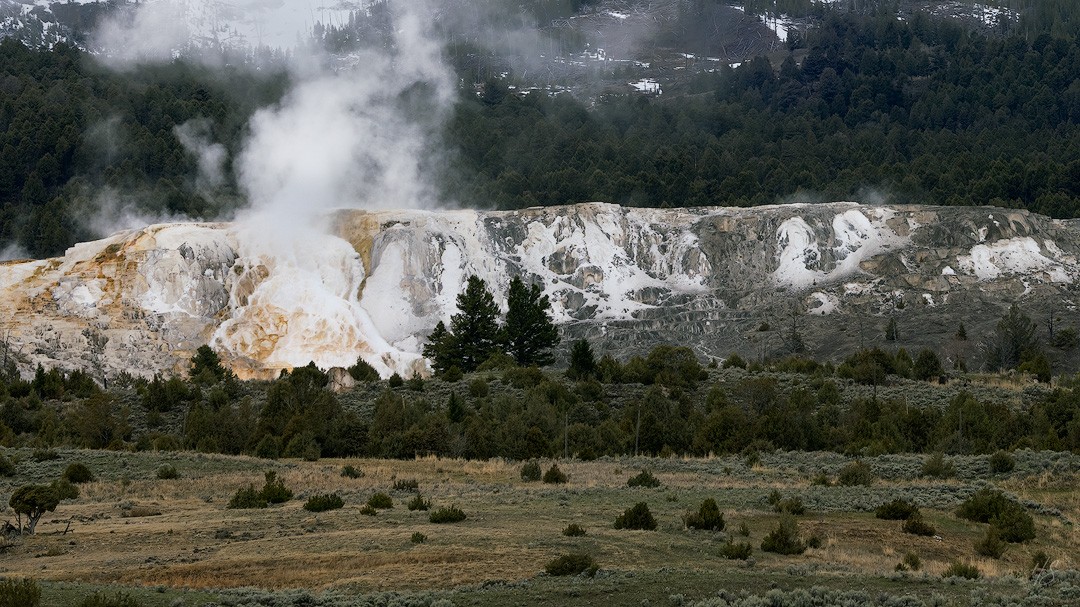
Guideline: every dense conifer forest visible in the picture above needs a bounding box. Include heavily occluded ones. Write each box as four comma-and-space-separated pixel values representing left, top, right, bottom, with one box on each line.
3, 1, 1080, 257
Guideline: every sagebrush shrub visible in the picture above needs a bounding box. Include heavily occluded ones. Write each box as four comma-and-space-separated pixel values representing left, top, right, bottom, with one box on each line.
543, 464, 568, 484
0, 578, 40, 607
614, 502, 657, 530
393, 478, 419, 492
78, 592, 141, 607
974, 527, 1007, 558
627, 470, 661, 488
563, 523, 587, 537
429, 505, 466, 523
774, 497, 806, 515
304, 493, 344, 513
155, 465, 179, 480
875, 499, 918, 520
837, 460, 875, 486
407, 494, 431, 511
359, 504, 377, 516
761, 515, 805, 555
411, 532, 426, 544
367, 492, 393, 509
943, 561, 980, 579
921, 452, 956, 478
718, 540, 752, 560
520, 461, 541, 482
545, 553, 598, 576
63, 462, 95, 484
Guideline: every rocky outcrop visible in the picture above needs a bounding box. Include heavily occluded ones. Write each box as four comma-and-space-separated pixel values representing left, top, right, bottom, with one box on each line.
1, 202, 1077, 380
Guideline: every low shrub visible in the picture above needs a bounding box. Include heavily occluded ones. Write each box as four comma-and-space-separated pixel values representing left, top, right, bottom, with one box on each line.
737, 521, 751, 537
407, 494, 431, 511
761, 515, 805, 555
875, 499, 919, 520
545, 553, 598, 577
974, 527, 1007, 558
810, 472, 831, 486
520, 461, 542, 482
393, 478, 419, 492
341, 465, 364, 479
0, 452, 14, 477
359, 504, 377, 516
627, 470, 661, 488
304, 493, 344, 513
155, 465, 179, 480
902, 513, 936, 537
468, 378, 489, 397
78, 592, 141, 607
614, 502, 657, 530
837, 460, 875, 486
774, 497, 806, 515
921, 452, 956, 478
63, 463, 95, 484
943, 561, 980, 579
988, 450, 1016, 474
259, 471, 292, 504
543, 464, 568, 484
1031, 550, 1051, 571
51, 478, 79, 500
429, 505, 466, 523
411, 532, 426, 544
898, 551, 921, 572
806, 534, 823, 549
0, 578, 41, 607
227, 485, 266, 509
563, 523, 587, 537
367, 492, 393, 509
684, 498, 725, 531
718, 540, 753, 560
955, 488, 1035, 542
31, 449, 59, 462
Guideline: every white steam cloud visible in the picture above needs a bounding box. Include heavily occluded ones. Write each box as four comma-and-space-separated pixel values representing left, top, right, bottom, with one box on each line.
174, 119, 227, 193
90, 0, 456, 376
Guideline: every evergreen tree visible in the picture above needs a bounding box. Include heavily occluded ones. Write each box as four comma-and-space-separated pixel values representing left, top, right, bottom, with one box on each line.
423, 321, 456, 375
984, 304, 1041, 371
449, 276, 502, 372
567, 339, 597, 380
504, 275, 559, 367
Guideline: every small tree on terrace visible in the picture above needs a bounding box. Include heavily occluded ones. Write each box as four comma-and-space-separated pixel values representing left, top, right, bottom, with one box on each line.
10, 484, 61, 534
504, 275, 559, 367
427, 276, 502, 373
984, 304, 1041, 371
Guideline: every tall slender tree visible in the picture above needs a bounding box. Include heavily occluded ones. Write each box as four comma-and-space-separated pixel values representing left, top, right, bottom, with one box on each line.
504, 275, 560, 367
448, 275, 502, 372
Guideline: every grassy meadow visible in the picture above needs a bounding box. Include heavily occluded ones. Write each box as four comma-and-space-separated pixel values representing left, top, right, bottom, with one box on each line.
2, 448, 1077, 606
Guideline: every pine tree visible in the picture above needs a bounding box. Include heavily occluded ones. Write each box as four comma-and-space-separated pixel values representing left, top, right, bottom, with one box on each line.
423, 321, 456, 374
504, 275, 559, 367
567, 339, 596, 380
449, 276, 502, 372
885, 317, 899, 341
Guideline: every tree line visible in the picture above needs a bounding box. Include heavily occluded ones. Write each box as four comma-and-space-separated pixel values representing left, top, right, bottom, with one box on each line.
5, 4, 1080, 257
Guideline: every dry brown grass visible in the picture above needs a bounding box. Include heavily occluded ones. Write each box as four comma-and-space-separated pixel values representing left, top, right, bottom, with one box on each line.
2, 455, 1074, 593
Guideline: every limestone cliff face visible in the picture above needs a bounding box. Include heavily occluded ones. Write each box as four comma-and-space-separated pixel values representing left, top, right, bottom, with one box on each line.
1, 202, 1077, 379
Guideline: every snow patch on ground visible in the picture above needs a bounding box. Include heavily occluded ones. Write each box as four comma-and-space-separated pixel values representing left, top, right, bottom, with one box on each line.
957, 237, 1073, 283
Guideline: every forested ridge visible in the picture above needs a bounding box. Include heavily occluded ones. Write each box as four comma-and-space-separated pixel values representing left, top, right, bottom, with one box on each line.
4, 3, 1080, 257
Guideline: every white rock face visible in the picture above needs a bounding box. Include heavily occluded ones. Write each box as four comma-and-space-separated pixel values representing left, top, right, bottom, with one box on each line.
1, 202, 1078, 379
